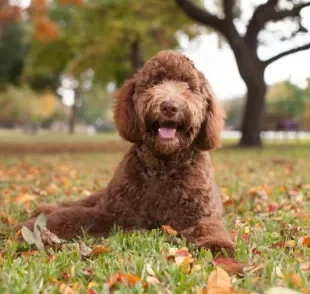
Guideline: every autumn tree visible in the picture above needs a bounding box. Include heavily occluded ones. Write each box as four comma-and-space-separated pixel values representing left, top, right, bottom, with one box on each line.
25, 0, 198, 133
175, 0, 310, 147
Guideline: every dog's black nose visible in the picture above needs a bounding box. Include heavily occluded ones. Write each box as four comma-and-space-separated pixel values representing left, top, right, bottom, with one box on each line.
160, 101, 178, 117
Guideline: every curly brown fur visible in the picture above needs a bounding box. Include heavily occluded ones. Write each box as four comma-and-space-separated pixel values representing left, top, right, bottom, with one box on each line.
16, 50, 234, 256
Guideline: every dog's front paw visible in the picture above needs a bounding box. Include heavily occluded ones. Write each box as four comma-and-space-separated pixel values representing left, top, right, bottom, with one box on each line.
200, 236, 235, 257
31, 204, 58, 217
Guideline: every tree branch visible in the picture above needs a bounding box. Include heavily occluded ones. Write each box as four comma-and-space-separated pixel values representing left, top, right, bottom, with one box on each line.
223, 0, 235, 23
264, 42, 310, 67
244, 0, 310, 47
271, 2, 310, 21
174, 0, 227, 36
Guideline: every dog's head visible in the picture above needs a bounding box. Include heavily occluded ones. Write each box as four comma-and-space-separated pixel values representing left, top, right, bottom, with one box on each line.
114, 50, 225, 155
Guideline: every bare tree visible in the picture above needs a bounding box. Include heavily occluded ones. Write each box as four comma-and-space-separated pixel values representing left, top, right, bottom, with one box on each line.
175, 0, 310, 146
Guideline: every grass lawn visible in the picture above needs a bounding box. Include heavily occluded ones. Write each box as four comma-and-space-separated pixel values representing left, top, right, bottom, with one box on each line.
0, 137, 310, 293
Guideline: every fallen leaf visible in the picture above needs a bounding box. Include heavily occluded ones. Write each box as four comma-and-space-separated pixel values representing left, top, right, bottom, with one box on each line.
62, 272, 70, 281
0, 255, 3, 265
265, 287, 300, 294
87, 290, 96, 294
300, 261, 310, 274
161, 225, 178, 236
167, 247, 194, 273
14, 193, 37, 204
272, 241, 285, 248
91, 245, 111, 256
49, 277, 77, 294
79, 242, 92, 257
286, 272, 302, 287
105, 273, 146, 289
20, 251, 37, 260
34, 214, 47, 232
41, 227, 62, 246
82, 268, 95, 277
285, 240, 295, 248
146, 264, 156, 276
21, 226, 35, 245
146, 276, 160, 285
87, 280, 97, 289
212, 257, 246, 275
207, 266, 233, 294
300, 235, 310, 246
275, 267, 284, 279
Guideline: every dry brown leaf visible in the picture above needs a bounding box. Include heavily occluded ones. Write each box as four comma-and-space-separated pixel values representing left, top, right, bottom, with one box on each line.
212, 257, 246, 275
49, 277, 77, 294
207, 266, 233, 294
41, 227, 62, 246
79, 242, 92, 257
161, 225, 178, 236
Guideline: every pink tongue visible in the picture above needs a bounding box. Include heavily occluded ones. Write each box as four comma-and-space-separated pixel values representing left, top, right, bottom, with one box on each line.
158, 128, 176, 139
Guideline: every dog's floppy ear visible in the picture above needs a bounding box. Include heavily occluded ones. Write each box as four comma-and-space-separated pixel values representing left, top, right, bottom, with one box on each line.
195, 73, 225, 150
114, 79, 141, 143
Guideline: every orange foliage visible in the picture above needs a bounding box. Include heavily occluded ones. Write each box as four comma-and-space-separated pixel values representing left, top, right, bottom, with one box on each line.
0, 6, 22, 22
35, 18, 60, 42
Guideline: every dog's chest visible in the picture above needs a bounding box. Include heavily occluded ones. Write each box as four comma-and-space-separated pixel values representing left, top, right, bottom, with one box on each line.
142, 167, 211, 220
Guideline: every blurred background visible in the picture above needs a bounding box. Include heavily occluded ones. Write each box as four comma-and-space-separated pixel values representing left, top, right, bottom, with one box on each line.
0, 0, 309, 149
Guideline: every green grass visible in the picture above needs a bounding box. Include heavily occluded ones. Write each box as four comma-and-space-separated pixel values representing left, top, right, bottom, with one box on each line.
0, 138, 310, 293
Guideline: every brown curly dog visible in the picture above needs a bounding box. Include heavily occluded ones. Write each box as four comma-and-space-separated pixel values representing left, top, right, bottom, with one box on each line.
16, 50, 234, 256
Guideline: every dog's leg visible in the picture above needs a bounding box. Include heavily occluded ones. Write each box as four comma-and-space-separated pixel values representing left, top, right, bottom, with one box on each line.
20, 206, 112, 240
180, 216, 235, 257
32, 193, 102, 217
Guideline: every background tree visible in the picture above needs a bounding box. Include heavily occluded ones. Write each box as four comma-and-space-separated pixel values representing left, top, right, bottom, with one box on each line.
24, 0, 199, 133
175, 0, 310, 146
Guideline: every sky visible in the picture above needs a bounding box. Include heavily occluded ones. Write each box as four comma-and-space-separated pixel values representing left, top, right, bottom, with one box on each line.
181, 0, 310, 100
17, 0, 310, 102
183, 32, 310, 100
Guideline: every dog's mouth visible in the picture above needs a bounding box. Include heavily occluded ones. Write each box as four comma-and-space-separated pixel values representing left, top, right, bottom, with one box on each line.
149, 120, 183, 140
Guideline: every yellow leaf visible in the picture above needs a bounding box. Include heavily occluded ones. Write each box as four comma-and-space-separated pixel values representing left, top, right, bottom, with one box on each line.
87, 281, 97, 289
14, 193, 37, 204
285, 240, 295, 248
207, 267, 233, 294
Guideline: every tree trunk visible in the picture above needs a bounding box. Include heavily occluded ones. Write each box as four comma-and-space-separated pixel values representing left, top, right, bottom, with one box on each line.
69, 86, 81, 135
239, 79, 267, 147
130, 38, 143, 73
69, 102, 77, 135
